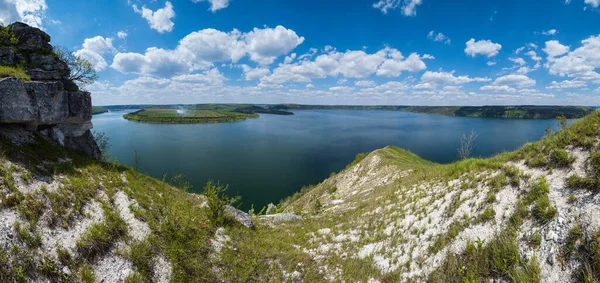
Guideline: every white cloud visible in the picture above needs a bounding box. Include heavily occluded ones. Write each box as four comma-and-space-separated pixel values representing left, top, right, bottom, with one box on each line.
543, 40, 569, 59
117, 31, 128, 39
515, 47, 525, 54
0, 0, 47, 28
192, 0, 229, 12
133, 1, 175, 33
243, 25, 305, 65
240, 65, 270, 81
547, 79, 587, 89
525, 51, 542, 61
492, 74, 536, 88
420, 70, 491, 84
480, 85, 517, 93
541, 29, 558, 36
464, 38, 502, 58
509, 57, 526, 66
545, 35, 600, 81
75, 36, 115, 71
329, 86, 354, 92
427, 31, 451, 44
260, 47, 431, 84
112, 25, 303, 77
585, 0, 599, 8
355, 80, 376, 87
372, 0, 422, 16
487, 61, 496, 66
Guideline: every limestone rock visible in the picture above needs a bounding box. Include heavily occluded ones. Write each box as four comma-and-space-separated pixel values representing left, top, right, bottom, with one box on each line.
260, 213, 304, 223
0, 78, 36, 123
66, 91, 92, 123
56, 122, 93, 138
24, 81, 68, 124
0, 48, 14, 65
26, 68, 65, 81
63, 130, 101, 159
8, 22, 52, 52
29, 53, 70, 79
225, 205, 254, 229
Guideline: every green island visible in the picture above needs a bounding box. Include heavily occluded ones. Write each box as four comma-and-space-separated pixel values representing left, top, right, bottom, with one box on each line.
123, 108, 259, 124
91, 106, 108, 115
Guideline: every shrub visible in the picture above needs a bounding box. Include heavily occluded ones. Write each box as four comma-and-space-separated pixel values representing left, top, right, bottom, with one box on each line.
126, 239, 155, 281
0, 25, 18, 46
76, 207, 128, 260
549, 148, 575, 168
203, 181, 240, 227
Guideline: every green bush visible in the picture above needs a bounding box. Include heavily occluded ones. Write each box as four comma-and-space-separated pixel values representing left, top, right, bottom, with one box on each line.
203, 181, 240, 227
549, 148, 575, 168
0, 25, 18, 46
76, 206, 128, 260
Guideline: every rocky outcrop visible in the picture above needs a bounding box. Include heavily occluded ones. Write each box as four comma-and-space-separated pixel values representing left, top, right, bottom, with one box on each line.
0, 22, 100, 159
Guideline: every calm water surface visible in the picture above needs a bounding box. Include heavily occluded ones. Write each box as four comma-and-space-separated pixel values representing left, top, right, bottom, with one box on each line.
93, 110, 560, 210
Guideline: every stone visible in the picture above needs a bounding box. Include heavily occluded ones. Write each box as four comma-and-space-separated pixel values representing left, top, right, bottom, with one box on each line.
66, 91, 92, 123
0, 77, 36, 123
225, 205, 254, 229
0, 48, 14, 65
29, 53, 70, 79
25, 68, 64, 81
261, 213, 305, 222
24, 81, 68, 124
56, 121, 93, 138
7, 22, 52, 52
63, 130, 101, 159
62, 266, 71, 277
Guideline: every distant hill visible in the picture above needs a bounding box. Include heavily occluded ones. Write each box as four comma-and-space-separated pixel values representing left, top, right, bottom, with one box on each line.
92, 106, 108, 115
402, 105, 594, 119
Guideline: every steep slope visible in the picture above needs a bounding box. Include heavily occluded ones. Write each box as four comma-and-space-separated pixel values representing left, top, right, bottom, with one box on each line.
2, 112, 600, 282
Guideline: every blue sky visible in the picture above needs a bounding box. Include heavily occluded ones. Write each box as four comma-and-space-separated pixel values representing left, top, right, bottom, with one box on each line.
2, 0, 600, 106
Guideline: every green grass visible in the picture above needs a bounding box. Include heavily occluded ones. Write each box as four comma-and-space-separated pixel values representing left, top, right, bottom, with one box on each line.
123, 108, 258, 124
0, 65, 30, 81
76, 204, 128, 261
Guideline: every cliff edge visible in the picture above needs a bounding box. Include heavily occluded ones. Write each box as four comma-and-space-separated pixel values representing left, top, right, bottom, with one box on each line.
0, 22, 100, 159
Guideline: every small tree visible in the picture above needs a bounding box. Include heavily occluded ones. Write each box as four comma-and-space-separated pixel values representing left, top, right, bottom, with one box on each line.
92, 131, 110, 161
133, 150, 142, 171
458, 129, 479, 160
557, 115, 568, 130
203, 181, 240, 227
53, 46, 98, 88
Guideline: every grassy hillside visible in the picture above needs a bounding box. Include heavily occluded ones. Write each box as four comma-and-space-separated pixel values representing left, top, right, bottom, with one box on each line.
92, 106, 108, 115
403, 105, 594, 119
2, 111, 600, 282
123, 108, 258, 124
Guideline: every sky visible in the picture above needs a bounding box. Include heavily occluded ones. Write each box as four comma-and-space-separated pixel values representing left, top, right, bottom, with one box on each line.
1, 0, 600, 106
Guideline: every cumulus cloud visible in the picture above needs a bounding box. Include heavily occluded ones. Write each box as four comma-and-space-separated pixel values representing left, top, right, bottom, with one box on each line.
0, 0, 47, 28
427, 31, 451, 44
355, 80, 376, 87
260, 47, 432, 84
420, 70, 491, 85
192, 0, 229, 12
546, 79, 587, 89
75, 36, 115, 71
465, 38, 502, 58
244, 25, 305, 65
526, 51, 542, 61
372, 0, 422, 16
133, 1, 175, 33
240, 65, 270, 80
492, 74, 536, 88
480, 85, 517, 93
543, 40, 569, 59
509, 57, 526, 66
112, 25, 304, 77
545, 36, 600, 82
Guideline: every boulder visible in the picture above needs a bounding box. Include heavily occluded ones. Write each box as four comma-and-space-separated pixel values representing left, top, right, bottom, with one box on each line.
225, 205, 254, 229
62, 130, 101, 159
0, 48, 14, 65
0, 78, 36, 123
29, 53, 70, 79
66, 91, 92, 123
8, 22, 52, 52
24, 81, 68, 124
